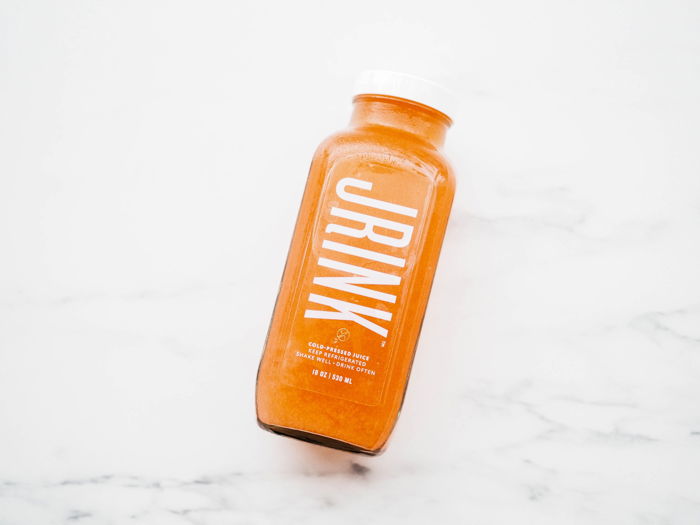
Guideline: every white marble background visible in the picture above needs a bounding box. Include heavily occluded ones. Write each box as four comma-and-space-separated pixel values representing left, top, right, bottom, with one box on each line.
1, 1, 699, 523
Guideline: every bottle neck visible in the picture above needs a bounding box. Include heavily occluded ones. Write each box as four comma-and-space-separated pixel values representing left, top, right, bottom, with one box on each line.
349, 94, 451, 149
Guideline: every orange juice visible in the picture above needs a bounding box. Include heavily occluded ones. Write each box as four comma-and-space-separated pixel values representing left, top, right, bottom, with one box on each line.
256, 71, 456, 454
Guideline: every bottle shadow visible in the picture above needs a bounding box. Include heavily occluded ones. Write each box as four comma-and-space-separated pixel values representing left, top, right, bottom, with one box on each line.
286, 438, 373, 479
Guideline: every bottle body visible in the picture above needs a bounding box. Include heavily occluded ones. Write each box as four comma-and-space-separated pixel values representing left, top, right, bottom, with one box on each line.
256, 95, 455, 454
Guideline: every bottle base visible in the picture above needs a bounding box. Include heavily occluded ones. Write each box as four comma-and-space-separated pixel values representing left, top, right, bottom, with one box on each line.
257, 419, 382, 456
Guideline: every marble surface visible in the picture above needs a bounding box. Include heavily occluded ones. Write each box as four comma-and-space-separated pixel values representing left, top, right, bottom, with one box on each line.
1, 1, 700, 523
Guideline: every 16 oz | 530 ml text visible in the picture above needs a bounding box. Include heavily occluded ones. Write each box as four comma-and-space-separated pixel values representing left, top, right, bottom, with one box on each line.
311, 368, 352, 384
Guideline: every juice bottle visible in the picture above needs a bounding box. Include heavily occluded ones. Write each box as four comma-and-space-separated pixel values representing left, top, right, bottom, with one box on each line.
256, 71, 456, 454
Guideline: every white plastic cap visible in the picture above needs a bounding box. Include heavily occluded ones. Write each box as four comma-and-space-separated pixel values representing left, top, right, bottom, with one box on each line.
353, 70, 457, 121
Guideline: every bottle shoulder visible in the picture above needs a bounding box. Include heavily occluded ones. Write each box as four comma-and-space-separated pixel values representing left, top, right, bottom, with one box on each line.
313, 127, 456, 190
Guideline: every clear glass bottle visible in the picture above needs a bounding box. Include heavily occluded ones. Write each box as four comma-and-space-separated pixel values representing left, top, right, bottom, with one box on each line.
256, 71, 457, 454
